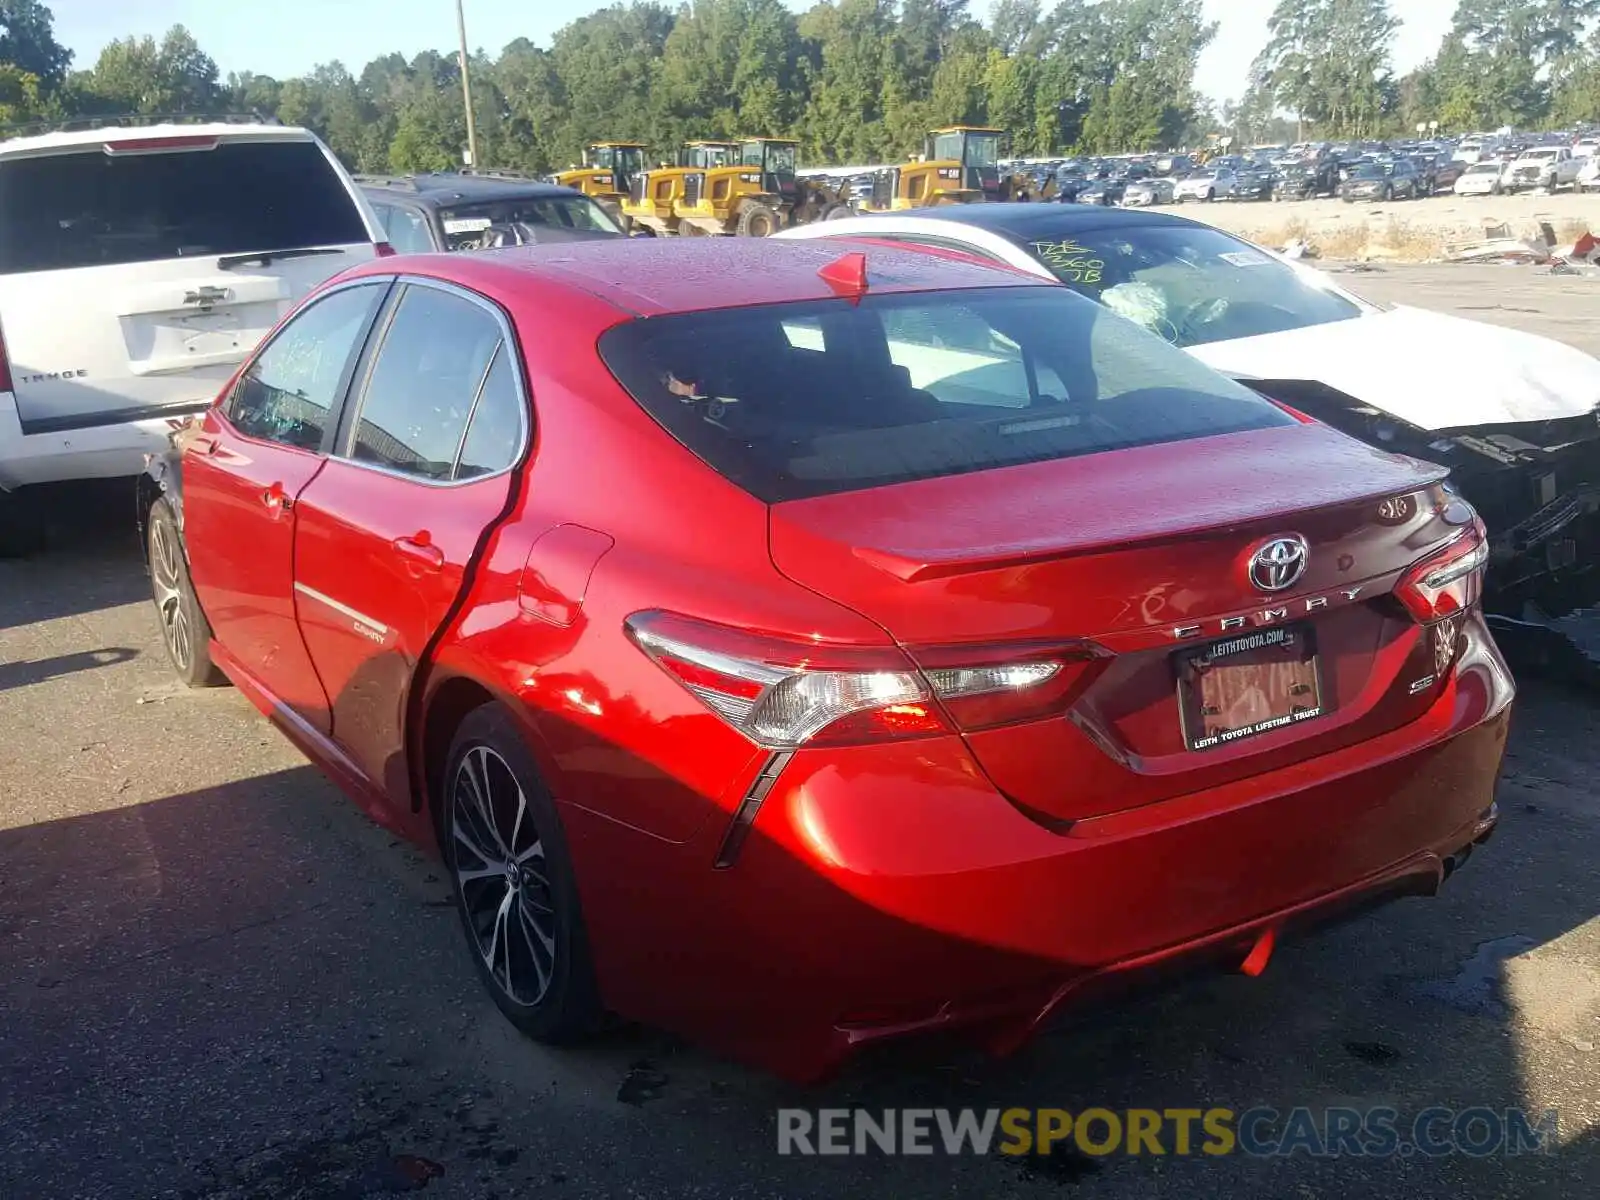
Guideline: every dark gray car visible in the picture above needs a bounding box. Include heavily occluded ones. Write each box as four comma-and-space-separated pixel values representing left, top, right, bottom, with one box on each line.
356, 172, 628, 253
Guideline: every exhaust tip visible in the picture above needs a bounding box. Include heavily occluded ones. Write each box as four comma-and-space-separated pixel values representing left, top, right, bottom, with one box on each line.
1442, 843, 1475, 881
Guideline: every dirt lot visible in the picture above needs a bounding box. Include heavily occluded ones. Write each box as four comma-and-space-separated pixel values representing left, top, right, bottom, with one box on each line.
2, 267, 1599, 1199
1177, 189, 1600, 262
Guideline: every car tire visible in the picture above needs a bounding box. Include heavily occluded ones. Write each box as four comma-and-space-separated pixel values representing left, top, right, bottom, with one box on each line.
736, 201, 781, 238
443, 704, 603, 1045
823, 203, 855, 220
1201, 190, 1213, 202
146, 498, 226, 688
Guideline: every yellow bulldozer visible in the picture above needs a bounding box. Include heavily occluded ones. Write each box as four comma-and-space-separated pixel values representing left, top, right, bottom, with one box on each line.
849, 126, 1052, 213
553, 142, 648, 223
674, 138, 852, 236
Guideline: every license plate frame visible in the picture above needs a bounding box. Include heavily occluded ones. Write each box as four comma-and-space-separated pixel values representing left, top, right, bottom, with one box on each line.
1175, 623, 1326, 752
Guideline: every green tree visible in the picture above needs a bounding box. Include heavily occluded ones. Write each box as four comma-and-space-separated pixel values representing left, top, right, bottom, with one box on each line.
0, 61, 43, 124
1078, 0, 1217, 152
797, 0, 898, 161
0, 0, 69, 85
76, 25, 221, 115
546, 3, 675, 163
1250, 0, 1399, 138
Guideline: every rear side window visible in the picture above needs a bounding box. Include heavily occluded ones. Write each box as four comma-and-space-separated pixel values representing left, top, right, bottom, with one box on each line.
373, 202, 435, 254
0, 139, 368, 275
599, 287, 1294, 502
456, 348, 524, 480
347, 284, 509, 481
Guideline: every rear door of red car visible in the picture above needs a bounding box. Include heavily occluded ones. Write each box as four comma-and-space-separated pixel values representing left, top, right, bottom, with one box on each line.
290, 280, 527, 805
183, 281, 392, 730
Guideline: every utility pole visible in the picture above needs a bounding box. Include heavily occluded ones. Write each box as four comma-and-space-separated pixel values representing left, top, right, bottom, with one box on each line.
456, 0, 479, 168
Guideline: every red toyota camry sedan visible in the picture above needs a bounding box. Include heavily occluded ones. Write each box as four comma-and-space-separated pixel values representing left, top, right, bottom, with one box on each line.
142, 237, 1512, 1081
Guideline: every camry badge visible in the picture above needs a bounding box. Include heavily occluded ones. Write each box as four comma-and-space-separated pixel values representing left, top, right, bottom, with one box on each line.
1248, 535, 1310, 592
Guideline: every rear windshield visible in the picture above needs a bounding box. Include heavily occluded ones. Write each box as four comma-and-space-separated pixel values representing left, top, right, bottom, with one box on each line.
599, 287, 1294, 502
0, 139, 367, 275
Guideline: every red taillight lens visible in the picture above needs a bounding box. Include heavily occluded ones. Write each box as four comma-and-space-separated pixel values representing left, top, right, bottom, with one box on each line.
625, 612, 1102, 749
102, 135, 219, 155
374, 241, 398, 258
1395, 522, 1489, 624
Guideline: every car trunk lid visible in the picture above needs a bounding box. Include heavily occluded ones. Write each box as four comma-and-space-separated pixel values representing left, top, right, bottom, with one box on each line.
768, 422, 1455, 823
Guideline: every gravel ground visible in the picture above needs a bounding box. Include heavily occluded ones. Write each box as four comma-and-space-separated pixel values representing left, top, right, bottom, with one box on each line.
1170, 189, 1600, 260
1318, 259, 1600, 353
2, 275, 1599, 1199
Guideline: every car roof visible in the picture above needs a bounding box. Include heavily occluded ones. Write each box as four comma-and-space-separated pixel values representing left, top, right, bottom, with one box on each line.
0, 121, 313, 157
344, 236, 1053, 317
356, 173, 585, 206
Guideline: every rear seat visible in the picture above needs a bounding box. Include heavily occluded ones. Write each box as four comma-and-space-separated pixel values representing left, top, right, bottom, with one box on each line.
727, 349, 945, 431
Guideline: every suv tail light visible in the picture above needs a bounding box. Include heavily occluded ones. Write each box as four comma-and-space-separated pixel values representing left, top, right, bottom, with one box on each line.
374, 241, 398, 258
1395, 522, 1489, 624
625, 611, 1105, 749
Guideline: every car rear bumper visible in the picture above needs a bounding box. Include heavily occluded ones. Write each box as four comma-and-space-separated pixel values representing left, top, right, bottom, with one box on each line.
565, 612, 1514, 1081
0, 391, 189, 490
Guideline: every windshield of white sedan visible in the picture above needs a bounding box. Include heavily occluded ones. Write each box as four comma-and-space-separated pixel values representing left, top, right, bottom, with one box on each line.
599, 288, 1294, 502
1015, 225, 1364, 348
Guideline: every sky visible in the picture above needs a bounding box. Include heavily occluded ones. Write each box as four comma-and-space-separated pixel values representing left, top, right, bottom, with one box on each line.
51, 0, 1459, 107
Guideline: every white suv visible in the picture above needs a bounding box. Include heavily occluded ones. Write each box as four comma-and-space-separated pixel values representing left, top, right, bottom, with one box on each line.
0, 119, 386, 523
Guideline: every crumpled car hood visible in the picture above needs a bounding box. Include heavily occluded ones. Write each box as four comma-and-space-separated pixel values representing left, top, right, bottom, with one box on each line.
1187, 305, 1600, 431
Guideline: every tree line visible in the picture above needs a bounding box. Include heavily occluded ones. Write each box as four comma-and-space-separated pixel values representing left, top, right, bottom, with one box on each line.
2, 0, 1600, 174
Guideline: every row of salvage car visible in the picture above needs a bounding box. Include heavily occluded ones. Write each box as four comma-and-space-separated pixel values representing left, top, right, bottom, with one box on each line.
4, 120, 1594, 1084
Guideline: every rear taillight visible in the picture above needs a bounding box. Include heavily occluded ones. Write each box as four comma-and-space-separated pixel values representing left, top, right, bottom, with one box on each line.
909, 640, 1108, 732
625, 611, 1103, 749
374, 241, 398, 258
1395, 522, 1489, 624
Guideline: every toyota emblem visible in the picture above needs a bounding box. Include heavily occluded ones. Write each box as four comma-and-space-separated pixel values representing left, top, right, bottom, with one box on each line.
1247, 535, 1310, 592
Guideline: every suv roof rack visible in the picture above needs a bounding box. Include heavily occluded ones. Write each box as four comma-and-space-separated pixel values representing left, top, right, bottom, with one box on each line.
1, 111, 282, 139
453, 167, 541, 180
353, 169, 562, 192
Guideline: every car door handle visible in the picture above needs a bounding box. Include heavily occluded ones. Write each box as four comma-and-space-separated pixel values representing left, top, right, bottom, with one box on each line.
261, 482, 293, 512
393, 534, 444, 572
189, 434, 218, 456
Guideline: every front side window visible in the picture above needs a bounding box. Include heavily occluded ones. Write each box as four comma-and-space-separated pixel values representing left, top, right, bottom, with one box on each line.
348, 285, 506, 481
599, 287, 1293, 503
228, 284, 385, 450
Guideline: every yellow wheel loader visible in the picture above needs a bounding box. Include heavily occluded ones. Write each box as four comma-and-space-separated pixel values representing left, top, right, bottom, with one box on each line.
851, 126, 1003, 212
553, 142, 647, 225
624, 140, 738, 235
673, 138, 854, 236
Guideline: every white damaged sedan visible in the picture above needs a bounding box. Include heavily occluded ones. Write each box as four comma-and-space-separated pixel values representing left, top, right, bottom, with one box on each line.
775, 205, 1600, 662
